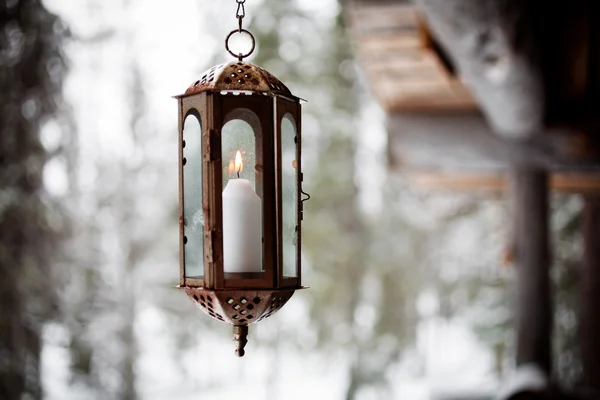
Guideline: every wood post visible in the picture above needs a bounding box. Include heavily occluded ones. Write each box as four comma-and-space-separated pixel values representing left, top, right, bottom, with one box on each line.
580, 196, 600, 389
511, 169, 552, 373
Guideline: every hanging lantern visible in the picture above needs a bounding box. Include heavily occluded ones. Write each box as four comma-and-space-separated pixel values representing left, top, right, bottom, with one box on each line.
174, 0, 308, 357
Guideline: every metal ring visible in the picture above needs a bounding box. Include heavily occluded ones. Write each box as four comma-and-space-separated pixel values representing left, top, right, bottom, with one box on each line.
225, 29, 255, 60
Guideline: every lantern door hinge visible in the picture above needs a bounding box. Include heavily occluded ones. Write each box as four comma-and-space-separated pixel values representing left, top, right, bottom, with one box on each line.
207, 129, 221, 161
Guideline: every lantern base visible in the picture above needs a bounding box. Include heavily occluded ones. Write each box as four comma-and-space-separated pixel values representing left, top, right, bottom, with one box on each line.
181, 286, 299, 325
179, 286, 303, 355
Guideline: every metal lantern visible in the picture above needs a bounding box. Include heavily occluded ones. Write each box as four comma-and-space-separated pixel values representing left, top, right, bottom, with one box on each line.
174, 0, 306, 357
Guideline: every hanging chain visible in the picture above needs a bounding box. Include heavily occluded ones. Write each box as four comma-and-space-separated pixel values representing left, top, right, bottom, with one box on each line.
236, 0, 246, 32
225, 0, 255, 62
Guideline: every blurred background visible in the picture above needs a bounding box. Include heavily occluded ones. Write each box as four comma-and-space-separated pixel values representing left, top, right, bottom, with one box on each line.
0, 0, 592, 399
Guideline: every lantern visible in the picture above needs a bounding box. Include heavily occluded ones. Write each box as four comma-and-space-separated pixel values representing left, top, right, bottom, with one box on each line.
174, 0, 307, 357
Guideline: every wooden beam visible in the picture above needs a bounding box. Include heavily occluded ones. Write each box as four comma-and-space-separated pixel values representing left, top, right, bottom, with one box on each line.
347, 3, 477, 111
511, 169, 552, 373
356, 32, 421, 55
580, 196, 600, 390
413, 0, 544, 139
387, 112, 600, 172
402, 172, 600, 193
349, 4, 418, 39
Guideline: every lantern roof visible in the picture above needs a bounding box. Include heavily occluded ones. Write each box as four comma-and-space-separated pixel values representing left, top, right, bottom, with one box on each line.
178, 61, 295, 99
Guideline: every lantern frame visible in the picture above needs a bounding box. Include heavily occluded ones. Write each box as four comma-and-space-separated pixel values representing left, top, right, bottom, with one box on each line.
174, 61, 305, 356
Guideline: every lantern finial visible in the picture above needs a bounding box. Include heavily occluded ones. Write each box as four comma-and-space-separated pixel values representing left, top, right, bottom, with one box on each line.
233, 325, 249, 357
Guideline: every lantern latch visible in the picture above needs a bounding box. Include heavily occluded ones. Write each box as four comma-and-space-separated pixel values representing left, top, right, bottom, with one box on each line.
300, 174, 310, 220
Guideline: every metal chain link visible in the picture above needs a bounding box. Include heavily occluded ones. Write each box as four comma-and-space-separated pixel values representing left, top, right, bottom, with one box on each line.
225, 0, 254, 62
236, 0, 246, 32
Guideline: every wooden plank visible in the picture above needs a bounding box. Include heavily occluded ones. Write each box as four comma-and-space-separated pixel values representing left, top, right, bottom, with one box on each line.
375, 80, 451, 97
349, 4, 418, 37
402, 172, 600, 193
347, 3, 477, 111
387, 112, 600, 172
356, 33, 421, 55
511, 169, 552, 373
383, 98, 477, 112
363, 51, 452, 82
358, 48, 425, 66
376, 89, 476, 111
373, 78, 472, 99
363, 56, 439, 82
366, 51, 477, 110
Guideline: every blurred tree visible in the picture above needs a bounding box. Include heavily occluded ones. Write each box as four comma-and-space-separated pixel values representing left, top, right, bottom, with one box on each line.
0, 0, 67, 398
551, 195, 582, 387
428, 193, 583, 387
42, 0, 594, 398
60, 2, 159, 397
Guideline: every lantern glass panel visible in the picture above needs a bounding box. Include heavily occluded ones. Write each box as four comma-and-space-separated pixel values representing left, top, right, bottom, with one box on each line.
281, 115, 298, 278
221, 118, 263, 274
183, 112, 203, 278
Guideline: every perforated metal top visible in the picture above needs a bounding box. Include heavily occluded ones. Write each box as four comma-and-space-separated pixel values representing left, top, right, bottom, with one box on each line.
182, 61, 294, 97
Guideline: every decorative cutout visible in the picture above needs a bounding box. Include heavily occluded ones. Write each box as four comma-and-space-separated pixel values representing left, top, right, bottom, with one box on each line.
184, 62, 292, 96
185, 289, 294, 326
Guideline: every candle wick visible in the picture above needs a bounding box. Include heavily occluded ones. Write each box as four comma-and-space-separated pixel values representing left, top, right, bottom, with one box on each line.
237, 170, 240, 179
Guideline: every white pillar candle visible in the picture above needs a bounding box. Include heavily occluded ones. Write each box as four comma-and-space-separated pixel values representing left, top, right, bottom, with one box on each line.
222, 178, 262, 272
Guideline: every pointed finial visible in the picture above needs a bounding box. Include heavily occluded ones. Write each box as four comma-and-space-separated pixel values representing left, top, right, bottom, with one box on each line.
233, 325, 248, 357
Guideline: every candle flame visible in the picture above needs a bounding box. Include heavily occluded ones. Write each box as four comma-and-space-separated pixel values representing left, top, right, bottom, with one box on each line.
228, 150, 244, 177
235, 150, 243, 174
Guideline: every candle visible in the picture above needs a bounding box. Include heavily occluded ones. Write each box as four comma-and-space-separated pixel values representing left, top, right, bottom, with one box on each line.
222, 151, 262, 272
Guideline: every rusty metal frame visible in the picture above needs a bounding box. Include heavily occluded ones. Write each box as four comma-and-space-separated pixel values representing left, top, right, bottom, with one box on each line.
178, 89, 303, 291
175, 60, 304, 356
178, 97, 184, 286
275, 95, 302, 288
295, 99, 303, 286
214, 93, 275, 289
205, 92, 221, 289
179, 92, 211, 288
